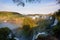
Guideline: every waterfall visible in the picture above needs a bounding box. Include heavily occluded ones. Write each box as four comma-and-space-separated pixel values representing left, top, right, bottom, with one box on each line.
35, 32, 47, 39
0, 17, 58, 40
51, 18, 58, 26
32, 17, 58, 40
32, 32, 48, 40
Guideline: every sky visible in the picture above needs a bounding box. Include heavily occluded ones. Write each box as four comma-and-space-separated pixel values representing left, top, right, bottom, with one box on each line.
0, 0, 60, 15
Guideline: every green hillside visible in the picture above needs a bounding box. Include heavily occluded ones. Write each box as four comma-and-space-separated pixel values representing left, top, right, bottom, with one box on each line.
0, 11, 23, 17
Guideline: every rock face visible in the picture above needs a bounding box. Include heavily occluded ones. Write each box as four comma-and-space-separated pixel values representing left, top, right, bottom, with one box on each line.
35, 34, 58, 40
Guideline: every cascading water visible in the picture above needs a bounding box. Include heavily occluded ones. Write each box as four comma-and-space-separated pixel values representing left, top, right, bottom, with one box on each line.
51, 18, 58, 27
0, 16, 58, 40
32, 17, 58, 40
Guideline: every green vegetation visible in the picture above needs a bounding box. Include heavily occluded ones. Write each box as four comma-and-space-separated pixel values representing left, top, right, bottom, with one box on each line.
52, 23, 60, 38
0, 11, 23, 18
53, 9, 60, 20
22, 25, 33, 37
0, 27, 15, 40
52, 9, 60, 39
12, 0, 60, 7
0, 11, 24, 22
0, 10, 60, 40
23, 17, 36, 28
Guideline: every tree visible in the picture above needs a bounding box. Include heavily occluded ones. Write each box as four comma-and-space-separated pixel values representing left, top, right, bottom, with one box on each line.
22, 25, 33, 40
0, 27, 11, 40
53, 9, 60, 21
13, 0, 41, 7
23, 17, 36, 28
52, 9, 60, 39
12, 0, 60, 7
52, 22, 60, 39
22, 25, 31, 37
0, 27, 16, 40
56, 0, 60, 4
54, 9, 60, 16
